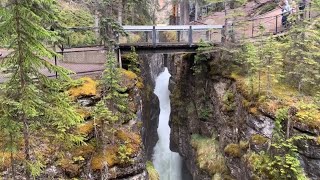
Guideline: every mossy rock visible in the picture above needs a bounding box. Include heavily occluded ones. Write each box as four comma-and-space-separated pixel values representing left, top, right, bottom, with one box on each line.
76, 120, 94, 136
146, 161, 159, 180
91, 145, 119, 170
296, 103, 320, 128
89, 130, 142, 170
0, 152, 24, 170
250, 134, 268, 145
116, 130, 141, 153
76, 107, 92, 120
68, 77, 97, 99
120, 69, 138, 90
239, 140, 249, 150
58, 158, 81, 177
224, 143, 242, 158
73, 144, 95, 158
249, 107, 260, 116
191, 134, 228, 177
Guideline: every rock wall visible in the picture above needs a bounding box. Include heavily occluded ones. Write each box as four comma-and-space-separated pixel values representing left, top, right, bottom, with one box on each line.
168, 52, 320, 180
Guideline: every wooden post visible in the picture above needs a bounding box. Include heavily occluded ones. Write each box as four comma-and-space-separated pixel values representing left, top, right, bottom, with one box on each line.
152, 26, 156, 48
54, 55, 58, 78
188, 25, 193, 46
118, 49, 122, 68
177, 31, 181, 42
206, 30, 210, 42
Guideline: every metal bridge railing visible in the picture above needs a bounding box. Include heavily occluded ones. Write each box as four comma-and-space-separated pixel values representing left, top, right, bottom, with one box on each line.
226, 3, 319, 41
120, 25, 224, 47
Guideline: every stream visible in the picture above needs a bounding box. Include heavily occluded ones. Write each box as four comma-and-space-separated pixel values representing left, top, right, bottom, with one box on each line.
152, 67, 188, 180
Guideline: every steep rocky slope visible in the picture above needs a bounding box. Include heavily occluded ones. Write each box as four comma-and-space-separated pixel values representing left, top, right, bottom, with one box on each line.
168, 52, 320, 180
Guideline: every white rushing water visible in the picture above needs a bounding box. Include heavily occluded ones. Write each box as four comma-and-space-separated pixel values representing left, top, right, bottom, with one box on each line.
152, 68, 183, 180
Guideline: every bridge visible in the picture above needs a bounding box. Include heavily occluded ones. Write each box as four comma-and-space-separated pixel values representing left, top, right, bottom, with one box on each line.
118, 25, 224, 53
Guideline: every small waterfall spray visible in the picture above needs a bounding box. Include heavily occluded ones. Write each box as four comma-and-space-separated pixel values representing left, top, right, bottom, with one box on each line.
152, 68, 183, 180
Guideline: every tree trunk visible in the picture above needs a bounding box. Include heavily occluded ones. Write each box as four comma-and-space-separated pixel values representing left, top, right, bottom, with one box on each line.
15, 1, 31, 179
23, 116, 31, 180
10, 133, 16, 180
118, 0, 123, 25
258, 70, 261, 97
180, 0, 190, 25
95, 9, 100, 39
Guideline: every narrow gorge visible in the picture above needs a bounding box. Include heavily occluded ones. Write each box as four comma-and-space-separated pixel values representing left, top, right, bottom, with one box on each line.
139, 49, 320, 180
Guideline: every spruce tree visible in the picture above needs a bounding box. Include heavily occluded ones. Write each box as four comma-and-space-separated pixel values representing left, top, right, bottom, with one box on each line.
260, 37, 284, 96
283, 13, 320, 94
0, 0, 82, 179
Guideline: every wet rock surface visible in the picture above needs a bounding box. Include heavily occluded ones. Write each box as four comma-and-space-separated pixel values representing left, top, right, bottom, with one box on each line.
168, 53, 320, 180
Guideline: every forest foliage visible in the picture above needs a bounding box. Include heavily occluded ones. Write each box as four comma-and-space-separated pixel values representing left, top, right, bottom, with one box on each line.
0, 0, 146, 179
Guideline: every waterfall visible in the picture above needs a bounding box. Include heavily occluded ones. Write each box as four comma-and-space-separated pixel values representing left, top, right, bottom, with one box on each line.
152, 68, 183, 180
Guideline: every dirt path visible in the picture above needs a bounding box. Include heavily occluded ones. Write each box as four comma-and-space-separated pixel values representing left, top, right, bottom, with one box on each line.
198, 0, 286, 38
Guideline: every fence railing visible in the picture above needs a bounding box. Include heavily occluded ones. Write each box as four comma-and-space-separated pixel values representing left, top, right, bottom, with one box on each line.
120, 25, 224, 46
224, 3, 319, 41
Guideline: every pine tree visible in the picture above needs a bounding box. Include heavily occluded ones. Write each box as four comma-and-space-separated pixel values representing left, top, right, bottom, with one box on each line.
260, 37, 284, 96
0, 0, 83, 179
282, 13, 320, 94
239, 42, 260, 96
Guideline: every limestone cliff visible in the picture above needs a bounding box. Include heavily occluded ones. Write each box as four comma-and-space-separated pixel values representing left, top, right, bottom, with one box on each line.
168, 52, 320, 180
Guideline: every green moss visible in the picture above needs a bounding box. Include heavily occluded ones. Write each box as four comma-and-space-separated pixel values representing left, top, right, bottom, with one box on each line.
191, 134, 228, 177
199, 107, 213, 121
58, 158, 81, 176
222, 90, 236, 112
146, 161, 159, 180
251, 134, 268, 145
224, 143, 241, 158
296, 102, 320, 128
91, 146, 119, 170
116, 130, 141, 155
76, 120, 94, 135
239, 140, 249, 150
315, 136, 320, 145
68, 77, 97, 99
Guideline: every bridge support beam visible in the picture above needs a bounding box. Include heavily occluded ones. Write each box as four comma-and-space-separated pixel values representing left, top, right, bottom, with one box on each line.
188, 26, 193, 47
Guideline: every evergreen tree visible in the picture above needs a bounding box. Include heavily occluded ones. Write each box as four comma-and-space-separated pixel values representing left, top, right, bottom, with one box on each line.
0, 0, 82, 179
260, 37, 284, 96
282, 14, 320, 94
238, 42, 260, 96
251, 108, 308, 180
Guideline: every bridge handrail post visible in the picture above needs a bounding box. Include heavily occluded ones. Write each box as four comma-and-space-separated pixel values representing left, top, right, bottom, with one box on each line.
275, 15, 278, 34
221, 25, 226, 43
152, 26, 157, 48
251, 20, 254, 37
188, 26, 193, 47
